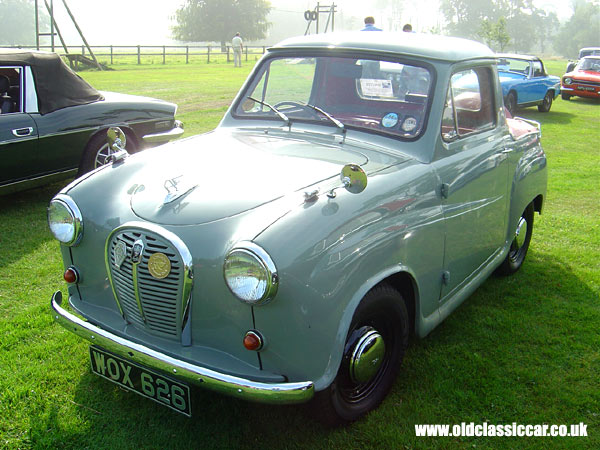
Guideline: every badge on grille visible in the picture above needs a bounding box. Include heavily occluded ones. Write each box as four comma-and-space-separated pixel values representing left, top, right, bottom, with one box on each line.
131, 240, 144, 264
148, 252, 171, 279
114, 240, 127, 268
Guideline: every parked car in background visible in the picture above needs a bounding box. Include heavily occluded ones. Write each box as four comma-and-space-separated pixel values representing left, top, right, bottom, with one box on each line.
561, 56, 600, 100
48, 32, 547, 425
566, 47, 600, 72
496, 54, 560, 114
0, 49, 183, 195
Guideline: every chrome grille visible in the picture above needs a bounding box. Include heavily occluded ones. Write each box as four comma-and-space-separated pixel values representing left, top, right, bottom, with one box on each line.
108, 229, 184, 338
572, 79, 600, 87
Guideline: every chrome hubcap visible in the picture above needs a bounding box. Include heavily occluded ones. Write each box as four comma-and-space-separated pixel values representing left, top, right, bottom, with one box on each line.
95, 143, 114, 168
349, 329, 385, 384
514, 217, 528, 250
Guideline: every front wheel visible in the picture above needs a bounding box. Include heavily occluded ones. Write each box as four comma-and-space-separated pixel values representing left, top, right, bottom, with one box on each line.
505, 92, 517, 116
79, 130, 137, 175
496, 203, 534, 276
538, 91, 553, 112
312, 284, 409, 426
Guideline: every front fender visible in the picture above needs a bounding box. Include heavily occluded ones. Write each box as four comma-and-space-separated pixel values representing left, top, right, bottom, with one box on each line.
252, 162, 445, 390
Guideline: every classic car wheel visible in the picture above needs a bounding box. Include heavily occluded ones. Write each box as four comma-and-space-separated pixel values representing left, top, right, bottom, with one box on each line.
505, 92, 517, 115
537, 91, 553, 112
561, 93, 571, 100
79, 131, 137, 175
496, 203, 534, 276
312, 284, 409, 426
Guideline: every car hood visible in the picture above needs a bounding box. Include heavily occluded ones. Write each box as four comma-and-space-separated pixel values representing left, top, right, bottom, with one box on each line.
563, 70, 600, 81
99, 90, 177, 110
127, 129, 406, 226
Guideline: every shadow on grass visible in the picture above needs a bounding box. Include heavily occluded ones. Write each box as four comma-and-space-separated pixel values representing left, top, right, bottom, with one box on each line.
513, 109, 577, 125
26, 251, 599, 449
0, 180, 71, 269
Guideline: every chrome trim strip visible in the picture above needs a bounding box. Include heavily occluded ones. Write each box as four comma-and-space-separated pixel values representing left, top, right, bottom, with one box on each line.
48, 194, 84, 246
51, 291, 314, 404
131, 239, 147, 322
142, 121, 184, 144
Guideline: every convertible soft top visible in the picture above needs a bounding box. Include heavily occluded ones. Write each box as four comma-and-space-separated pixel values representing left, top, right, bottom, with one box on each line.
1, 48, 103, 114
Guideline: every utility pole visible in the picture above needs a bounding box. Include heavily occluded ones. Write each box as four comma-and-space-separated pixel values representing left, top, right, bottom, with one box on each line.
304, 3, 337, 35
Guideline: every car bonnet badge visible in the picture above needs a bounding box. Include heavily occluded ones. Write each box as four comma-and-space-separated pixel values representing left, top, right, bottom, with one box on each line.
163, 175, 198, 205
114, 240, 127, 268
148, 253, 171, 279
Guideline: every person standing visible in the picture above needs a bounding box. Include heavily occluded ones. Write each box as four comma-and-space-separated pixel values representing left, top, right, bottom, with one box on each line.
361, 16, 382, 31
232, 32, 244, 67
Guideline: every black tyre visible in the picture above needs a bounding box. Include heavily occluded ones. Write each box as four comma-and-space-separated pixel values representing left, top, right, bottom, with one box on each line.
79, 130, 137, 175
537, 91, 553, 112
561, 93, 571, 100
496, 203, 534, 276
505, 92, 517, 115
312, 284, 409, 426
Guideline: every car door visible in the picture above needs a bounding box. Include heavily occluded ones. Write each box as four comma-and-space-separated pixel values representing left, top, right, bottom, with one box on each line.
527, 60, 549, 102
0, 66, 39, 186
435, 65, 509, 302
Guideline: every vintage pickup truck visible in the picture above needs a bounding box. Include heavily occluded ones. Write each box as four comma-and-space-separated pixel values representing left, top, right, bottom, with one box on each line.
48, 32, 546, 425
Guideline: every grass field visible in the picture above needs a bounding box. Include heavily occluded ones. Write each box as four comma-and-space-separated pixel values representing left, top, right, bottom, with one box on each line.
0, 59, 598, 449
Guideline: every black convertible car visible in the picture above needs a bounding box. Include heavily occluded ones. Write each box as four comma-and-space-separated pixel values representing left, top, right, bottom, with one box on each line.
0, 49, 183, 195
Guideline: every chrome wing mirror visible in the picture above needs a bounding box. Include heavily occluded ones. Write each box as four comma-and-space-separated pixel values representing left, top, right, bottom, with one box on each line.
106, 127, 129, 165
326, 164, 368, 199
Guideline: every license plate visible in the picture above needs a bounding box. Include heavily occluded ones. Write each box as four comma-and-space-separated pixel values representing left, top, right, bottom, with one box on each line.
89, 346, 191, 416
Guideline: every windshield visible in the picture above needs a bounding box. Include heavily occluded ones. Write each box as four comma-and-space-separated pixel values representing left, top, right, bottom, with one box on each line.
497, 58, 530, 75
578, 57, 600, 72
235, 55, 433, 139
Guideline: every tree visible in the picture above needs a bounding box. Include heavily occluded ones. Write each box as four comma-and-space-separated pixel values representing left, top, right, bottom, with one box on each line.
478, 17, 510, 52
553, 0, 600, 58
441, 0, 558, 53
172, 0, 271, 50
0, 0, 41, 45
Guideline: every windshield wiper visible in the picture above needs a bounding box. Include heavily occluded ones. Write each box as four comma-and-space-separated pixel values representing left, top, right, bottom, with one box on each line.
305, 103, 345, 134
247, 96, 291, 129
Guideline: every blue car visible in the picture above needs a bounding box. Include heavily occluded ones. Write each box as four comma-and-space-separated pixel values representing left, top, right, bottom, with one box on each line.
496, 54, 560, 114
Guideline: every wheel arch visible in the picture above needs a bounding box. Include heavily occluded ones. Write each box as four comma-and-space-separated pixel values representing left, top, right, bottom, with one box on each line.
78, 125, 139, 174
533, 193, 544, 214
314, 265, 421, 391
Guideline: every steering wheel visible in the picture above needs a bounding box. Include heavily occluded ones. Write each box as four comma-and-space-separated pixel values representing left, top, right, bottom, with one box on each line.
273, 101, 318, 116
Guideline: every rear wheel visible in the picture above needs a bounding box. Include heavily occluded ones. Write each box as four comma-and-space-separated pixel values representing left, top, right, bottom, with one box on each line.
79, 130, 137, 175
312, 284, 409, 426
505, 92, 517, 115
537, 91, 553, 112
496, 203, 534, 276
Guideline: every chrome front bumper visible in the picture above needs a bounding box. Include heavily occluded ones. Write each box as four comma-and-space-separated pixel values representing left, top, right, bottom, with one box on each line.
51, 291, 314, 405
142, 120, 184, 144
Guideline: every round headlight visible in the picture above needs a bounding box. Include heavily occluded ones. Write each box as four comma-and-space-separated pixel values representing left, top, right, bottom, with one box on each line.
563, 77, 572, 85
47, 195, 83, 246
223, 242, 278, 305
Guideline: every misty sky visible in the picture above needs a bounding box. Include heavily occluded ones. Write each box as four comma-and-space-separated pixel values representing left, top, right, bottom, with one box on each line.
41, 0, 575, 47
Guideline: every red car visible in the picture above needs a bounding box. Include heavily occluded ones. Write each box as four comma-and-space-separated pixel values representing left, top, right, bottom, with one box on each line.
561, 56, 600, 100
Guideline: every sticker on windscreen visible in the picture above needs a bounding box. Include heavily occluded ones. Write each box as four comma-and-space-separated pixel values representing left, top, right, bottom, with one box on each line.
381, 113, 399, 128
401, 116, 418, 133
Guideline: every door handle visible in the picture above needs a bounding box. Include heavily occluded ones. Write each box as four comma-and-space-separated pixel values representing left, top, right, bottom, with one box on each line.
501, 147, 514, 154
12, 127, 34, 137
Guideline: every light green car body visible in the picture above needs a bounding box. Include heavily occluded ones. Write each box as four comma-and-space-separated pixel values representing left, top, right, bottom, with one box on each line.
50, 32, 547, 408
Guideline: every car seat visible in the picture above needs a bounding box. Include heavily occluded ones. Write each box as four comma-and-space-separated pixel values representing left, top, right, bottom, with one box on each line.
0, 75, 15, 114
